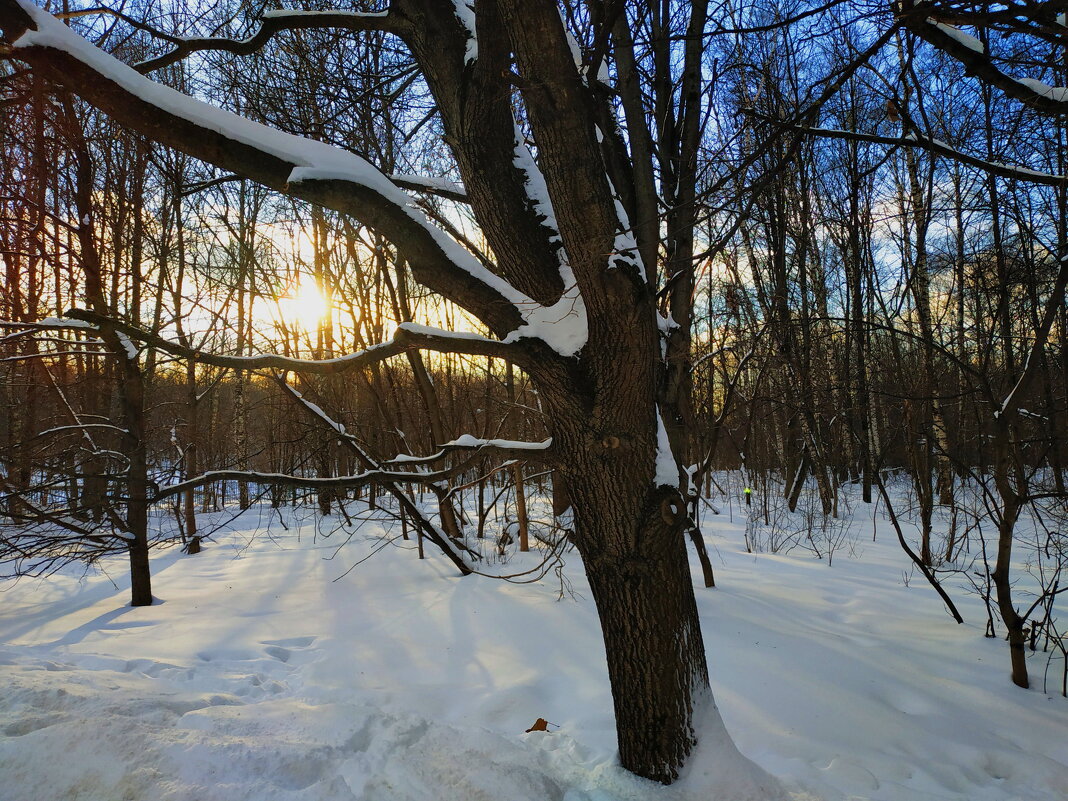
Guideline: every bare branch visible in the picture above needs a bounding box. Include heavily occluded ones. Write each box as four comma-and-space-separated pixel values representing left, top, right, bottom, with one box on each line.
134, 9, 404, 74
747, 111, 1068, 187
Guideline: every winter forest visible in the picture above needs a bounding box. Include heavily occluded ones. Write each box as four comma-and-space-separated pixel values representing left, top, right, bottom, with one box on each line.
1, 0, 1067, 799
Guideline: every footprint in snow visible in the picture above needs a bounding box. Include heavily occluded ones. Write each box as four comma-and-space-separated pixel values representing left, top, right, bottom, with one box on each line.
264, 645, 292, 663
261, 636, 317, 649
261, 636, 318, 664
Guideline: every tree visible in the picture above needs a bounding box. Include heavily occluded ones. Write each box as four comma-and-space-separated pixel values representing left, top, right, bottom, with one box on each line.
0, 59, 162, 605
0, 0, 780, 784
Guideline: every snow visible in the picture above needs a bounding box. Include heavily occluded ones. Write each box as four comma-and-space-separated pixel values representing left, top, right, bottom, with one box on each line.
114, 331, 139, 360
450, 0, 477, 64
504, 125, 589, 356
389, 174, 467, 198
394, 321, 498, 344
502, 283, 588, 357
296, 396, 347, 435
1017, 78, 1068, 104
655, 411, 679, 488
33, 316, 96, 329
441, 434, 551, 451
6, 484, 1063, 800
930, 22, 985, 53
511, 127, 561, 248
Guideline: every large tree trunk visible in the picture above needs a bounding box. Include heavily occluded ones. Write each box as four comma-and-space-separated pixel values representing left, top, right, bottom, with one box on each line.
543, 341, 709, 782
564, 459, 707, 782
580, 506, 707, 781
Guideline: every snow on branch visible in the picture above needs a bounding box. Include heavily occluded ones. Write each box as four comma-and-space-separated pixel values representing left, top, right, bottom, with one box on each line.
381, 435, 553, 467
0, 0, 530, 336
63, 309, 528, 372
390, 174, 468, 203
900, 7, 1068, 115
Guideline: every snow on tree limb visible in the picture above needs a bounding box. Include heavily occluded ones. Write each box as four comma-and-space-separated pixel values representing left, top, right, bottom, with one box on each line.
900, 3, 1068, 114
390, 174, 468, 203
0, 0, 529, 337
50, 6, 402, 74
62, 309, 529, 372
381, 435, 553, 468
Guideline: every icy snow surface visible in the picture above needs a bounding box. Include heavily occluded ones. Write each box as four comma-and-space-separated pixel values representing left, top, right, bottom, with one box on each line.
2, 495, 1067, 800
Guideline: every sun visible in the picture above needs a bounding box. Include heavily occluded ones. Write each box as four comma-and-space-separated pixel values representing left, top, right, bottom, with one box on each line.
274, 279, 330, 331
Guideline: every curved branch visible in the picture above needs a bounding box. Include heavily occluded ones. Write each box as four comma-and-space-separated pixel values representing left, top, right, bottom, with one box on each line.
63, 309, 529, 372
50, 6, 403, 74
135, 9, 404, 74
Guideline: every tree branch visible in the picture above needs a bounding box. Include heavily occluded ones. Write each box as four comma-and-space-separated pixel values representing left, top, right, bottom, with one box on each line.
63, 308, 528, 372
747, 110, 1068, 187
381, 435, 553, 467
134, 9, 404, 74
151, 466, 474, 503
900, 4, 1068, 114
277, 378, 475, 574
0, 0, 527, 336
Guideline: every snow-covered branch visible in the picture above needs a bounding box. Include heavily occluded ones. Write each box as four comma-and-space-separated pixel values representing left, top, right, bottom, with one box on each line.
63, 309, 528, 373
382, 435, 553, 467
901, 6, 1068, 115
391, 174, 468, 203
0, 0, 529, 336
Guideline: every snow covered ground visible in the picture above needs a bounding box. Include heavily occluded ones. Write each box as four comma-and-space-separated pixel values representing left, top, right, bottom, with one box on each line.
1, 490, 1066, 801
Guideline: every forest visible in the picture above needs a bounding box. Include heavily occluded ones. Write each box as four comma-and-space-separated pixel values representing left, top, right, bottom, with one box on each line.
1, 0, 1067, 797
